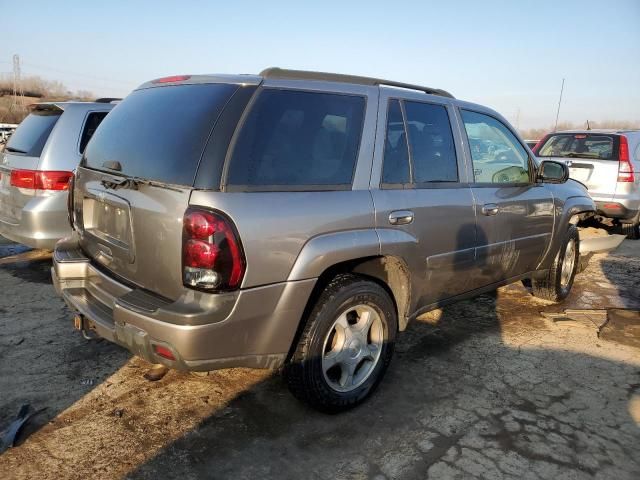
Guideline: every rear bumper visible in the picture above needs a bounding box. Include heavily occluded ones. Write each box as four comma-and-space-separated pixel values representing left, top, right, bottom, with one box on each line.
52, 236, 316, 371
0, 192, 71, 250
594, 201, 638, 221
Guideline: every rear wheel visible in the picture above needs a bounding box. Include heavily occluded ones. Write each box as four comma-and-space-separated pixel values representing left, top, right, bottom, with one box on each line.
283, 274, 397, 413
621, 215, 640, 240
531, 225, 579, 302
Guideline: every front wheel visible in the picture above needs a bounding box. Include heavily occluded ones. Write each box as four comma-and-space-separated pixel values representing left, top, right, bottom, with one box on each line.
531, 225, 580, 302
283, 274, 397, 413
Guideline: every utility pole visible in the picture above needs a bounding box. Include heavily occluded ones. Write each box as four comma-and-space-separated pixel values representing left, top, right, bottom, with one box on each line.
10, 54, 25, 114
553, 78, 565, 132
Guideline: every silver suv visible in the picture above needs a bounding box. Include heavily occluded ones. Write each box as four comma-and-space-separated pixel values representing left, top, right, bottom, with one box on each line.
53, 69, 595, 412
0, 100, 116, 249
534, 129, 640, 239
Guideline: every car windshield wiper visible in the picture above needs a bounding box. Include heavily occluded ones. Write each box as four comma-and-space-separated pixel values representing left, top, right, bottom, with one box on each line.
101, 175, 184, 193
561, 152, 599, 159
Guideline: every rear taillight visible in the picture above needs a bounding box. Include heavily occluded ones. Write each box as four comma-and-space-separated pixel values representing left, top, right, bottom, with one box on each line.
182, 208, 245, 291
617, 135, 635, 183
532, 134, 549, 154
10, 169, 74, 191
67, 173, 76, 229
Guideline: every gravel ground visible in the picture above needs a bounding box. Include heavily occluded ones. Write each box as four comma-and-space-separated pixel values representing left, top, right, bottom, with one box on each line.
0, 237, 638, 479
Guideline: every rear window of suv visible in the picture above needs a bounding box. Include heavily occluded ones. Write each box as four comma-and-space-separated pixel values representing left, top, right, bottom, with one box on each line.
536, 133, 615, 160
6, 108, 62, 157
226, 89, 365, 190
83, 83, 238, 186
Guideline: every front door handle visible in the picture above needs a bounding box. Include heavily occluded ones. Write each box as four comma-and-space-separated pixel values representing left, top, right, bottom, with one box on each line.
481, 203, 499, 216
389, 210, 414, 225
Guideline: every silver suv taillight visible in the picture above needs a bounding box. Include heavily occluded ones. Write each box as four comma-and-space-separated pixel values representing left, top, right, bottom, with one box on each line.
182, 207, 245, 291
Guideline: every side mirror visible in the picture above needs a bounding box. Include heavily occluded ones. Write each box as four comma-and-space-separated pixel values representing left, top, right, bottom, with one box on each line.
537, 160, 569, 183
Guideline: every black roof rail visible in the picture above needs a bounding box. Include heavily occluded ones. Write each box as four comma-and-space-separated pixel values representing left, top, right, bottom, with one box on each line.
259, 67, 455, 99
94, 97, 122, 103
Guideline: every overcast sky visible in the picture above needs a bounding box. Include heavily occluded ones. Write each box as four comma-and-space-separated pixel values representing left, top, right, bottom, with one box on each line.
3, 0, 639, 129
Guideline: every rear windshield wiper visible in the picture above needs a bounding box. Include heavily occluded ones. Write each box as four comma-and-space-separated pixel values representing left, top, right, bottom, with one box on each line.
101, 176, 184, 193
4, 146, 27, 154
561, 152, 600, 159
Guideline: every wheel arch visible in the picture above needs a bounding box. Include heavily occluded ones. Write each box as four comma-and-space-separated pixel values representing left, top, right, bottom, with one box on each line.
284, 254, 412, 363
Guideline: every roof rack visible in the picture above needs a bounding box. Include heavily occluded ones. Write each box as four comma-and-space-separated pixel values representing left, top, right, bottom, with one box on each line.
95, 97, 122, 103
260, 67, 454, 99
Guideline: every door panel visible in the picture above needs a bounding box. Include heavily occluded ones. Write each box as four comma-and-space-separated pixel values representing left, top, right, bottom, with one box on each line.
372, 96, 479, 312
460, 109, 554, 282
472, 185, 554, 282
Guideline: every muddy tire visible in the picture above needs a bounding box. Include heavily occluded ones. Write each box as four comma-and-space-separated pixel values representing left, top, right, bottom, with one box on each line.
531, 225, 579, 302
621, 217, 640, 240
283, 274, 397, 413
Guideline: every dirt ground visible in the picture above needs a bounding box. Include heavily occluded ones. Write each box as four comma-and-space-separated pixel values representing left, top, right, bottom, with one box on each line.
0, 236, 639, 479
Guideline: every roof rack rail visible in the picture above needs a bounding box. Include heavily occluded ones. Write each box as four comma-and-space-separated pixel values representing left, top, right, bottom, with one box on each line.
94, 97, 122, 103
259, 67, 454, 99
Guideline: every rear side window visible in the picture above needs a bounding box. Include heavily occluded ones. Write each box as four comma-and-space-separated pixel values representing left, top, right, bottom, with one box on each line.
84, 83, 238, 186
6, 109, 61, 157
382, 100, 410, 184
537, 133, 614, 160
404, 101, 458, 183
79, 112, 109, 154
226, 89, 365, 189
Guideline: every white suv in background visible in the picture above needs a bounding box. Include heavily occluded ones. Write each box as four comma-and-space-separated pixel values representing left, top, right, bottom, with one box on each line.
534, 130, 640, 238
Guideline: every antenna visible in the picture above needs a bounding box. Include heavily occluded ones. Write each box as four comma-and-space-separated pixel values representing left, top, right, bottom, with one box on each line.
553, 78, 565, 132
586, 120, 591, 130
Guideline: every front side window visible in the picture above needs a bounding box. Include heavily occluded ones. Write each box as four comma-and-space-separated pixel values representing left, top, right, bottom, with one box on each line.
227, 89, 365, 188
404, 101, 458, 183
461, 110, 530, 184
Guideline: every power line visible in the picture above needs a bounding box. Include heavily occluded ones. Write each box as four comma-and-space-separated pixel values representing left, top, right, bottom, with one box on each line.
22, 61, 137, 87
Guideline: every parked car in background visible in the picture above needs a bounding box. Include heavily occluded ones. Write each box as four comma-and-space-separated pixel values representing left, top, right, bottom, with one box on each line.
0, 124, 18, 144
533, 130, 640, 239
525, 139, 539, 150
0, 99, 118, 249
53, 68, 594, 412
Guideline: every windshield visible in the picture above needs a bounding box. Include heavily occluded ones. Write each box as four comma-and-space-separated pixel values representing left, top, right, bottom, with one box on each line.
536, 133, 615, 160
6, 110, 61, 156
83, 83, 238, 186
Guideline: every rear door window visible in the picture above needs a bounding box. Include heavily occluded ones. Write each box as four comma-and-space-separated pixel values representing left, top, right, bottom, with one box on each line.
83, 83, 238, 186
226, 89, 365, 189
79, 112, 109, 154
6, 109, 61, 157
404, 101, 458, 183
536, 134, 615, 160
382, 99, 410, 185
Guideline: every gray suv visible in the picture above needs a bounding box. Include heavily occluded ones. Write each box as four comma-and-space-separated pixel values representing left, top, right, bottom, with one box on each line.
0, 100, 116, 249
53, 69, 595, 412
534, 130, 640, 239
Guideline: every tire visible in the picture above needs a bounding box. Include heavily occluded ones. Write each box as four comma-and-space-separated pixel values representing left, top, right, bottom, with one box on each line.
621, 218, 640, 240
531, 225, 580, 302
283, 273, 397, 413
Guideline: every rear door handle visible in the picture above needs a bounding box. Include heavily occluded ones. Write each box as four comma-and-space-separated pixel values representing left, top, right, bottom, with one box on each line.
481, 203, 499, 216
389, 210, 414, 225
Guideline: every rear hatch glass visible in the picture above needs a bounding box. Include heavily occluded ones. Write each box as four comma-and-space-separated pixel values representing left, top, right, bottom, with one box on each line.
536, 133, 616, 160
5, 108, 62, 157
83, 83, 239, 186
76, 83, 239, 299
535, 133, 620, 196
